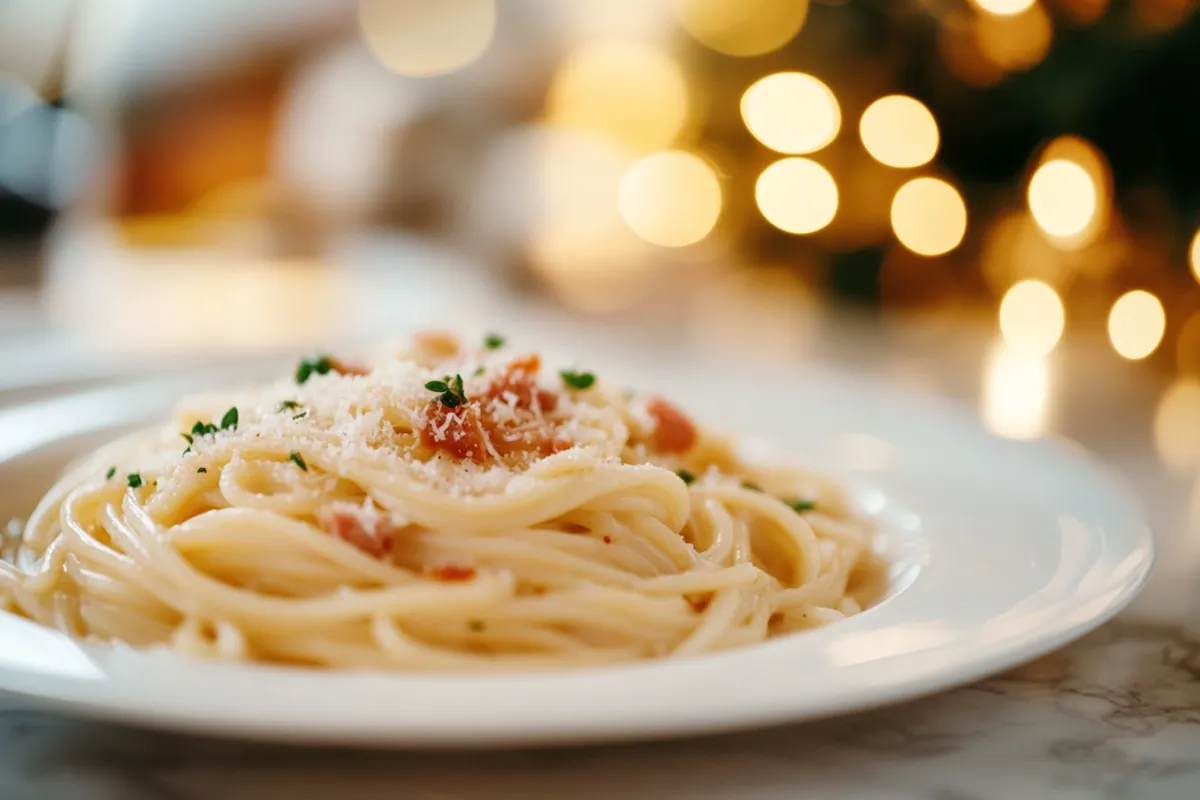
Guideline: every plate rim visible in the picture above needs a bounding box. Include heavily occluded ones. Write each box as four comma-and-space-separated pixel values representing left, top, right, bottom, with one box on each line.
0, 364, 1155, 747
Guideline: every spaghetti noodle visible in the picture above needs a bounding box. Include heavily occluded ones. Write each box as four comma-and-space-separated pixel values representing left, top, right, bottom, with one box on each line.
0, 332, 882, 669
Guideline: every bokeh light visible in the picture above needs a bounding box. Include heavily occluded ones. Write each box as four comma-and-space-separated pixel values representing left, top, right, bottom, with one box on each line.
1028, 159, 1097, 241
359, 0, 495, 77
741, 73, 840, 155
1154, 379, 1200, 473
618, 150, 722, 247
999, 279, 1065, 356
975, 3, 1053, 72
981, 342, 1052, 440
1108, 290, 1166, 360
971, 0, 1037, 15
673, 0, 810, 57
546, 43, 688, 152
756, 158, 838, 234
859, 96, 939, 169
890, 177, 967, 256
1190, 228, 1200, 283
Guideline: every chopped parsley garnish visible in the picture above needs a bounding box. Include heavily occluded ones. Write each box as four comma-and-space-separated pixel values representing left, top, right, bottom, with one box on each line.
126, 473, 143, 489
220, 407, 238, 430
197, 467, 208, 474
788, 499, 816, 513
295, 355, 333, 385
279, 400, 301, 411
560, 369, 595, 390
677, 469, 696, 485
742, 481, 762, 492
468, 620, 485, 632
473, 366, 486, 377
293, 411, 307, 420
425, 374, 468, 408
289, 452, 308, 471
191, 420, 217, 437
105, 467, 116, 479
483, 332, 505, 350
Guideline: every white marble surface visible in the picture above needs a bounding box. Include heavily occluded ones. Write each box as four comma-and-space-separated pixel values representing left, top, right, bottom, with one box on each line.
2, 236, 1198, 799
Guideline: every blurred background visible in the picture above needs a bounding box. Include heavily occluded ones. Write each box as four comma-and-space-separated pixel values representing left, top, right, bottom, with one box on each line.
1, 0, 1199, 480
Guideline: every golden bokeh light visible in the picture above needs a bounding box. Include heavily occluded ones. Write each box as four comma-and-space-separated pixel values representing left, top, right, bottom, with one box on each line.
975, 3, 1053, 72
755, 158, 838, 234
1190, 228, 1200, 283
359, 0, 495, 76
971, 0, 1037, 15
999, 279, 1065, 356
673, 0, 810, 57
1154, 379, 1200, 473
546, 43, 688, 152
618, 150, 722, 247
889, 177, 967, 256
1108, 290, 1166, 360
981, 341, 1052, 440
1028, 159, 1097, 241
741, 72, 840, 155
859, 96, 939, 169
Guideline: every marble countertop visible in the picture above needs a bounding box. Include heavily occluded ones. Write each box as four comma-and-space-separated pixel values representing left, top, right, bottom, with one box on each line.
2, 237, 1198, 799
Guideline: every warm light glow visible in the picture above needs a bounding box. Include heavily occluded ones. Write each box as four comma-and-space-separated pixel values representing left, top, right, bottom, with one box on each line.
755, 158, 838, 234
546, 43, 688, 152
981, 342, 1052, 440
971, 0, 1036, 15
859, 96, 939, 169
618, 151, 722, 247
1108, 290, 1166, 360
741, 72, 840, 155
999, 279, 1065, 356
359, 0, 495, 76
673, 0, 810, 57
889, 178, 967, 256
1028, 159, 1097, 240
975, 3, 1053, 72
1155, 379, 1200, 473
1190, 228, 1200, 283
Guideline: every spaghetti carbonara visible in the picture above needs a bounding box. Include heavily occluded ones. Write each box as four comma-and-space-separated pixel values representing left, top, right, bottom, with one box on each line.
0, 332, 882, 670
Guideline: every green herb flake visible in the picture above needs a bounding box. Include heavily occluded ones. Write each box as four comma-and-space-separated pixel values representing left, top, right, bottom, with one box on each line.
289, 452, 308, 471
427, 374, 468, 408
279, 400, 301, 411
560, 369, 596, 390
105, 467, 116, 480
468, 620, 485, 633
296, 354, 333, 385
483, 332, 505, 350
473, 366, 485, 376
677, 469, 696, 485
126, 473, 143, 489
787, 498, 817, 513
197, 467, 208, 474
220, 407, 238, 430
293, 411, 308, 420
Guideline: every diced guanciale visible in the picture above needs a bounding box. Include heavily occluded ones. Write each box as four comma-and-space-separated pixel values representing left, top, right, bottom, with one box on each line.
645, 396, 697, 454
317, 505, 395, 558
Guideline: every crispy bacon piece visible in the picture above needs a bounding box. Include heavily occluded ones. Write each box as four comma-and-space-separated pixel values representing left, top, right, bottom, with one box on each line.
411, 330, 461, 366
429, 565, 477, 582
328, 356, 371, 376
419, 354, 569, 464
419, 403, 490, 463
645, 396, 697, 454
317, 504, 395, 558
485, 354, 558, 412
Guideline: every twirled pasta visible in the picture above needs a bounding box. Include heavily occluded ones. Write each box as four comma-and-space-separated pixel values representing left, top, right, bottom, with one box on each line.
0, 332, 883, 669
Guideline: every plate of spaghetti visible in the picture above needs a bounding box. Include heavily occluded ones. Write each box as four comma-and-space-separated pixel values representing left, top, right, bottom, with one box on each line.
0, 330, 1153, 746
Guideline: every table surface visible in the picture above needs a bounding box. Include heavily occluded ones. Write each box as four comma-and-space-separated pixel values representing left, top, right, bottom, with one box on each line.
1, 232, 1198, 800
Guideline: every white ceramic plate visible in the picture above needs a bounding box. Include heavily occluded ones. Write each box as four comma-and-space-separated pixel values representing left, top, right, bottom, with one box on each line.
0, 363, 1153, 748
